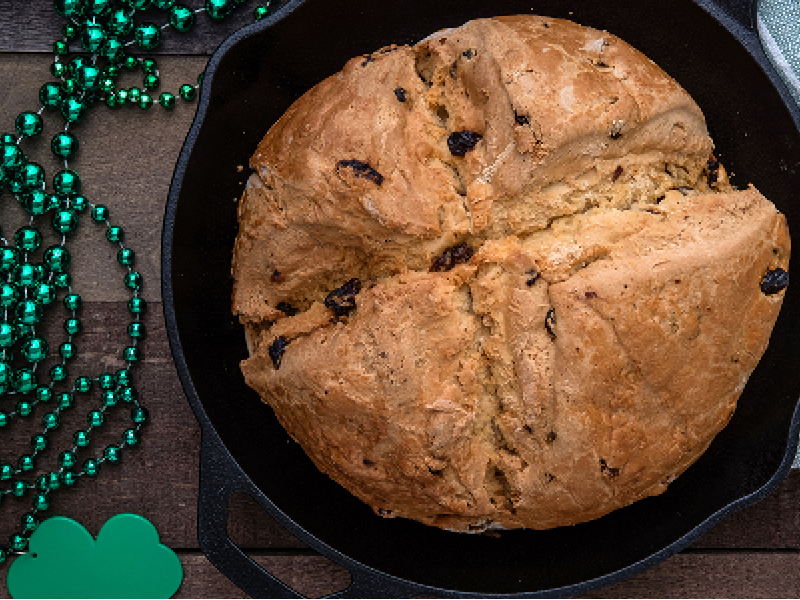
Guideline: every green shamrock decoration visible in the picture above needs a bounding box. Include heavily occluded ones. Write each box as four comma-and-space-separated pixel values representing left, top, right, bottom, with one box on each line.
6, 514, 183, 599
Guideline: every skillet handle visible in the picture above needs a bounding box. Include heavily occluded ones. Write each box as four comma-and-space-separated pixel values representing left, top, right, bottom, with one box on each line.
197, 426, 432, 598
197, 427, 303, 598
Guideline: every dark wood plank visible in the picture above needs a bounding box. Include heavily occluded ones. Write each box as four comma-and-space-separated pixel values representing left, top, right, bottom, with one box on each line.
0, 0, 276, 55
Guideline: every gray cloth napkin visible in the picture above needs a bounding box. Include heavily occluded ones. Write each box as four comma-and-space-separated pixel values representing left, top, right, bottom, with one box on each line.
755, 0, 800, 467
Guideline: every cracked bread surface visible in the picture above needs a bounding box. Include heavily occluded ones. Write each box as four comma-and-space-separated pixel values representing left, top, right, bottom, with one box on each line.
232, 15, 790, 531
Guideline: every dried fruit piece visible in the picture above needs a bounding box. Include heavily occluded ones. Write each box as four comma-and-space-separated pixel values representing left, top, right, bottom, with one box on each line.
447, 131, 482, 157
430, 243, 473, 272
336, 160, 384, 186
761, 268, 789, 295
268, 336, 289, 369
325, 278, 362, 318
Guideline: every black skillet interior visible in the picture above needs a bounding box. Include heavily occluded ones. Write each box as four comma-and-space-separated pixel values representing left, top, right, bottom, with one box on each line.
164, 0, 800, 595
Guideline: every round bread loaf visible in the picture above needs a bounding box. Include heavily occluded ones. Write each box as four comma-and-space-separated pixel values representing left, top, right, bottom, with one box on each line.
231, 15, 790, 531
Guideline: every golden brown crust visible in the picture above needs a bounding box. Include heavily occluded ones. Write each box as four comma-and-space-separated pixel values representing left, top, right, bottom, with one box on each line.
232, 15, 790, 531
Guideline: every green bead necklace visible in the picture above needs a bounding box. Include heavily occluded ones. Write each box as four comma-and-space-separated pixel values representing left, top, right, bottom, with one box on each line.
0, 0, 275, 564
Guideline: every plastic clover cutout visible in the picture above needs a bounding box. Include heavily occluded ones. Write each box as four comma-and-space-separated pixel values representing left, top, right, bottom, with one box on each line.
6, 514, 183, 598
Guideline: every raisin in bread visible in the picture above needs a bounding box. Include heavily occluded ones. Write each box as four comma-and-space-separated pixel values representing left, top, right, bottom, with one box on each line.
231, 15, 790, 531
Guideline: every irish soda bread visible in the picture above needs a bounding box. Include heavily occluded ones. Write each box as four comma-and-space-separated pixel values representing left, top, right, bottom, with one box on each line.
231, 15, 790, 531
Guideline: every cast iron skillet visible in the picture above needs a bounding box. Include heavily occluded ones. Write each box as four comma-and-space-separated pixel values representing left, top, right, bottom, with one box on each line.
162, 0, 800, 596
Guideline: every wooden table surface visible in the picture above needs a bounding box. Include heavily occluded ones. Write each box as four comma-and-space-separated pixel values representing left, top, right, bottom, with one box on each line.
2, 0, 800, 597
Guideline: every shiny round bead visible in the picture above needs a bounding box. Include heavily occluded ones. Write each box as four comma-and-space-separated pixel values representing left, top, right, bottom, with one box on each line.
0, 324, 17, 348
104, 446, 122, 463
62, 471, 78, 486
86, 0, 111, 15
18, 455, 34, 472
0, 549, 6, 565
131, 406, 149, 424
95, 372, 113, 390
179, 84, 196, 101
60, 342, 75, 359
116, 368, 132, 385
123, 428, 139, 446
16, 162, 45, 191
134, 23, 160, 50
59, 450, 77, 469
64, 318, 81, 335
143, 73, 159, 89
91, 204, 109, 222
14, 226, 42, 253
60, 97, 87, 123
124, 271, 142, 290
53, 40, 69, 55
108, 9, 133, 35
75, 376, 92, 393
13, 369, 36, 394
36, 387, 53, 403
63, 293, 81, 311
16, 400, 33, 417
54, 272, 72, 288
99, 77, 116, 95
158, 92, 175, 109
76, 64, 101, 91
21, 512, 39, 532
14, 263, 43, 288
254, 5, 270, 19
88, 410, 104, 427
0, 283, 17, 308
128, 297, 146, 314
45, 471, 61, 490
102, 38, 125, 64
81, 23, 106, 53
117, 247, 135, 266
124, 55, 139, 71
42, 413, 59, 432
205, 0, 233, 19
71, 195, 88, 212
139, 58, 157, 74
105, 92, 120, 109
15, 112, 43, 138
34, 491, 50, 510
49, 363, 67, 382
62, 23, 78, 40
53, 209, 79, 234
74, 430, 91, 447
22, 338, 48, 362
0, 465, 14, 480
56, 392, 73, 409
9, 534, 28, 551
1, 142, 25, 172
67, 55, 88, 76
102, 389, 118, 406
31, 434, 49, 452
124, 0, 150, 8
153, 0, 175, 8
120, 385, 138, 403
50, 61, 67, 78
138, 93, 153, 110
39, 82, 63, 109
20, 190, 51, 216
0, 247, 19, 272
53, 169, 81, 197
169, 4, 195, 31
127, 322, 144, 338
123, 346, 141, 362
16, 300, 41, 326
61, 77, 79, 96
83, 458, 100, 476
54, 0, 84, 18
0, 362, 10, 384
44, 245, 71, 272
128, 87, 141, 103
51, 132, 79, 158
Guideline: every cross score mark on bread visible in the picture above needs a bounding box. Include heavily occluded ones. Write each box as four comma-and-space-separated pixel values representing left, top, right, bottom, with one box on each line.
231, 16, 790, 532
